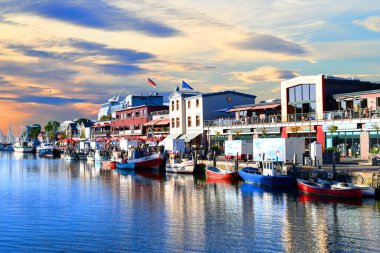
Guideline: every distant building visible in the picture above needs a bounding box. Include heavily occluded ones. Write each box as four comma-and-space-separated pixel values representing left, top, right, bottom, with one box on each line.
98, 95, 125, 120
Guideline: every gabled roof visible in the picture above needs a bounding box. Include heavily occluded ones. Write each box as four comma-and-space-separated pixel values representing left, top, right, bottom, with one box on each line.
184, 90, 256, 100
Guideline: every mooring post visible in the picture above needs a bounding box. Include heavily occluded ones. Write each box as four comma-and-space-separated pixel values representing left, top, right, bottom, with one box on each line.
234, 152, 239, 171
332, 151, 337, 180
213, 150, 216, 167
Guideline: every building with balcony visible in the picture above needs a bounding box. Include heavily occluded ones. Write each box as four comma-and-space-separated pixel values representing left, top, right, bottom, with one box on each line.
168, 87, 256, 148
111, 105, 169, 138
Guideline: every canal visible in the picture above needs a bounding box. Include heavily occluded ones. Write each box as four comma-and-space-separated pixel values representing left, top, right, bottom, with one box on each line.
0, 152, 379, 252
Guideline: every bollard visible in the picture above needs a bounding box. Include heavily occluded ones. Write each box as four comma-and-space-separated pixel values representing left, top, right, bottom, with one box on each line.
332, 151, 337, 180
213, 150, 216, 167
234, 152, 239, 171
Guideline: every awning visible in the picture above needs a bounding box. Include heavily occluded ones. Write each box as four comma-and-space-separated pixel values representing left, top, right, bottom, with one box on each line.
226, 106, 253, 112
155, 119, 170, 125
165, 133, 181, 139
251, 104, 280, 110
178, 132, 201, 142
144, 119, 161, 126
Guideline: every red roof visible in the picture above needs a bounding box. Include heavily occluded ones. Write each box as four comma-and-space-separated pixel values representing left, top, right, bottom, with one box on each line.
226, 106, 253, 112
155, 119, 170, 125
143, 119, 161, 126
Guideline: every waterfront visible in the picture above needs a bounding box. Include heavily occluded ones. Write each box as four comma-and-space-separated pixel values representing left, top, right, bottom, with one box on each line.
0, 152, 380, 252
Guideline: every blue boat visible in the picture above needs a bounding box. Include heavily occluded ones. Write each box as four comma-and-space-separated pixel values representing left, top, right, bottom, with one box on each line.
238, 161, 294, 187
116, 162, 136, 170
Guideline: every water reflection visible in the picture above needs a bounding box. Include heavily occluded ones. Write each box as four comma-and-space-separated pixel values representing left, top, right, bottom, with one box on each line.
0, 152, 379, 252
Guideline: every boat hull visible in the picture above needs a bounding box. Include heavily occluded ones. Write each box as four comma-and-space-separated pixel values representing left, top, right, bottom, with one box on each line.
116, 162, 136, 170
13, 147, 34, 153
239, 167, 294, 187
297, 179, 362, 199
166, 164, 194, 174
127, 154, 162, 170
205, 166, 239, 179
102, 161, 117, 169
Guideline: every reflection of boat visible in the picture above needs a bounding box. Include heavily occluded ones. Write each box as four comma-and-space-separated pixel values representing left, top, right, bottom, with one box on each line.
206, 177, 239, 184
102, 160, 117, 169
240, 182, 294, 195
298, 194, 362, 206
116, 162, 136, 170
117, 169, 135, 176
238, 166, 294, 187
77, 153, 87, 160
135, 170, 163, 180
94, 150, 103, 162
1, 144, 14, 151
297, 179, 362, 199
166, 154, 194, 174
205, 165, 239, 179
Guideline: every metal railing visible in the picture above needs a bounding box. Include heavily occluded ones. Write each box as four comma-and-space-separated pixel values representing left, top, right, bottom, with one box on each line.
204, 109, 380, 128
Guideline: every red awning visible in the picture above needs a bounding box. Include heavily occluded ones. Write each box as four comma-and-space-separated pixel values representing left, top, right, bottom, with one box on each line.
251, 104, 280, 110
57, 138, 77, 143
155, 119, 170, 125
110, 136, 119, 141
226, 106, 253, 112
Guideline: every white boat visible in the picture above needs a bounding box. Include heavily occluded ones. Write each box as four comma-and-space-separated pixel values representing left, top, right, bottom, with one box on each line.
166, 154, 194, 174
94, 150, 103, 162
13, 141, 34, 153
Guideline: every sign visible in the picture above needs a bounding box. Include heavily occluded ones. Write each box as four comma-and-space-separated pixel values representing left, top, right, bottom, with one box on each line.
255, 127, 281, 134
286, 125, 315, 133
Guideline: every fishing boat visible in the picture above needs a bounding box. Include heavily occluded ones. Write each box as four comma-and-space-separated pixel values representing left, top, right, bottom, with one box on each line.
102, 160, 117, 169
238, 161, 294, 187
13, 141, 34, 153
2, 144, 14, 151
37, 142, 60, 158
205, 165, 239, 179
126, 153, 163, 170
297, 179, 362, 199
166, 154, 194, 174
317, 179, 375, 197
116, 162, 136, 170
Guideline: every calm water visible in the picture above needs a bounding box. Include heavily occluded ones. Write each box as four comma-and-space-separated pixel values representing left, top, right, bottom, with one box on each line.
0, 152, 380, 252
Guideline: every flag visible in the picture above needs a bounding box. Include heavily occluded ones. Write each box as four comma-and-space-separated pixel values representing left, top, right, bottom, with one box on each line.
182, 80, 193, 90
148, 78, 157, 88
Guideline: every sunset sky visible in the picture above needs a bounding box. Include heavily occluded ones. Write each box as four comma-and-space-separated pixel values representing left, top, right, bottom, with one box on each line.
1, 0, 380, 135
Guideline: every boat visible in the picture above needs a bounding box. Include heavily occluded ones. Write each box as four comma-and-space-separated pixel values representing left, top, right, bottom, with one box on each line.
205, 165, 239, 179
87, 150, 95, 161
116, 162, 136, 170
94, 150, 103, 162
102, 160, 117, 169
77, 153, 87, 160
297, 179, 362, 199
37, 141, 60, 158
13, 141, 34, 153
165, 154, 194, 174
126, 153, 163, 170
317, 180, 375, 197
2, 144, 14, 151
238, 161, 295, 187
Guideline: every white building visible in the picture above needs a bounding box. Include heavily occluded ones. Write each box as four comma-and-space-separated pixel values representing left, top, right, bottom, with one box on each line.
168, 88, 256, 148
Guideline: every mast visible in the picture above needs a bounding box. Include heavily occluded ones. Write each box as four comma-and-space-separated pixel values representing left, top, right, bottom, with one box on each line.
6, 120, 15, 144
0, 128, 4, 143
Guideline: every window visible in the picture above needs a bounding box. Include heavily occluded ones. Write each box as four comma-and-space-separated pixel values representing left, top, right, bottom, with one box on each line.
176, 100, 179, 110
196, 115, 200, 127
135, 111, 140, 117
196, 99, 199, 108
188, 101, 191, 109
187, 116, 192, 127
176, 117, 180, 128
171, 101, 174, 111
302, 84, 310, 101
171, 118, 175, 128
288, 87, 295, 103
295, 85, 302, 102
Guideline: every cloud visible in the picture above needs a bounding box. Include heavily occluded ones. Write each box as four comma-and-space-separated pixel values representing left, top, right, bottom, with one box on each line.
0, 95, 86, 105
234, 33, 308, 56
0, 0, 179, 37
98, 64, 146, 76
228, 66, 299, 84
353, 16, 380, 32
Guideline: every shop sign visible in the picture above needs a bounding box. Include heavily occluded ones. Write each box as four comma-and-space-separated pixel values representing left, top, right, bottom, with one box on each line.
364, 122, 380, 130
286, 125, 314, 133
255, 127, 281, 134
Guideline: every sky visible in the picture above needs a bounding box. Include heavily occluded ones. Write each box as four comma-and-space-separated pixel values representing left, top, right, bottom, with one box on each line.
1, 0, 380, 135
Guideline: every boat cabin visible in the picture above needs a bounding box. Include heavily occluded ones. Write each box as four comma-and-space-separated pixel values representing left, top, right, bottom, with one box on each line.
262, 161, 284, 176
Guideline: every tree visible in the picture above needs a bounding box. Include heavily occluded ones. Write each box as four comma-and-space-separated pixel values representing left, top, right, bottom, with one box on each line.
328, 125, 338, 149
44, 120, 60, 133
374, 123, 380, 153
100, 114, 111, 121
235, 130, 241, 140
75, 118, 91, 125
262, 127, 267, 138
48, 131, 56, 141
28, 124, 41, 140
60, 131, 67, 140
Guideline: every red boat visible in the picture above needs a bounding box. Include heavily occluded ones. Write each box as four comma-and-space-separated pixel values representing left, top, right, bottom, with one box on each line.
297, 179, 362, 199
126, 153, 162, 170
102, 160, 117, 169
205, 166, 239, 180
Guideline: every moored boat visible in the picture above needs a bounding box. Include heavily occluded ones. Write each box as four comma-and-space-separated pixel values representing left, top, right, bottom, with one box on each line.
13, 141, 34, 153
205, 165, 239, 179
102, 160, 117, 169
166, 154, 194, 174
238, 167, 294, 187
327, 181, 375, 197
297, 179, 362, 199
126, 153, 163, 170
116, 162, 136, 170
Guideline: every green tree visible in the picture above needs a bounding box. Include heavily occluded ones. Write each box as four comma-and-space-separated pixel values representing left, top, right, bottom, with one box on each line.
60, 131, 67, 140
44, 120, 60, 133
48, 131, 56, 141
28, 124, 41, 140
75, 118, 91, 125
100, 114, 111, 121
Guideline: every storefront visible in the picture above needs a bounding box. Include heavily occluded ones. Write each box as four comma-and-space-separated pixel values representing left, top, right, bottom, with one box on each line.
323, 123, 360, 158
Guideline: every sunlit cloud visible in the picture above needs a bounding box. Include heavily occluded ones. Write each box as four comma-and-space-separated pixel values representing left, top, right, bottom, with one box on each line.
228, 66, 299, 84
353, 16, 380, 32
